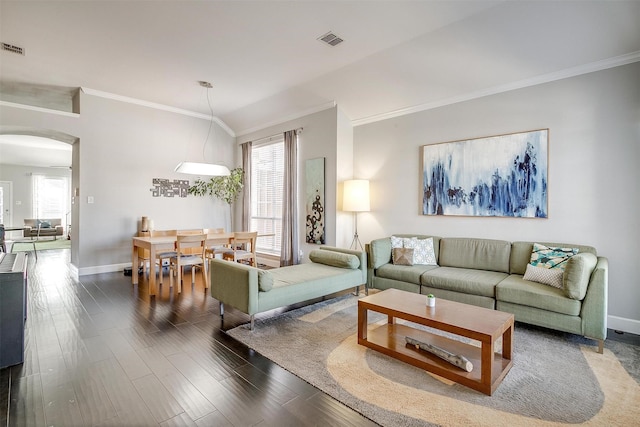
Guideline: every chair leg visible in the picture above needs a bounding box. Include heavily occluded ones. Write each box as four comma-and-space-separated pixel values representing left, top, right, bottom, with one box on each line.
203, 263, 209, 289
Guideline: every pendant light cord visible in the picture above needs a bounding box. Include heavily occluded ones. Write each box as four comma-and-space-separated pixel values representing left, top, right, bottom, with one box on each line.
203, 87, 215, 161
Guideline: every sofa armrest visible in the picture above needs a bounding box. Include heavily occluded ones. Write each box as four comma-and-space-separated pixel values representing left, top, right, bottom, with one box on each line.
368, 237, 392, 269
23, 226, 33, 238
54, 225, 64, 235
209, 259, 259, 315
318, 246, 367, 284
580, 256, 608, 341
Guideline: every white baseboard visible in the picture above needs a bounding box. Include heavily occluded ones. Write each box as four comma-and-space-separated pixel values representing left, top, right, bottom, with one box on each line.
78, 262, 129, 276
608, 315, 640, 335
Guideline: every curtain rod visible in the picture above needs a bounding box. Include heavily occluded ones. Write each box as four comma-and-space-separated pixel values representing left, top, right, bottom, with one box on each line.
243, 127, 303, 146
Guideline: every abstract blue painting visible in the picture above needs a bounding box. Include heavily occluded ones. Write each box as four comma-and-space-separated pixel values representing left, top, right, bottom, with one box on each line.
422, 129, 548, 218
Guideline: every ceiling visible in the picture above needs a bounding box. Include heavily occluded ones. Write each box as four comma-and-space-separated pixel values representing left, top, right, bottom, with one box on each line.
0, 1, 639, 166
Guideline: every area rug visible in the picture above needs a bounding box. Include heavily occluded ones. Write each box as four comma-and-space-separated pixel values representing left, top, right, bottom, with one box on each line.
11, 238, 70, 252
227, 294, 640, 427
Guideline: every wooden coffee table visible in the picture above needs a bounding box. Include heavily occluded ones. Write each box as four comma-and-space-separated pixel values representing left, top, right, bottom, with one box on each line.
358, 288, 514, 395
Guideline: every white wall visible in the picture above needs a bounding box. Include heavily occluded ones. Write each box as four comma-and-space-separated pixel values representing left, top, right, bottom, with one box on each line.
354, 62, 640, 332
1, 91, 236, 273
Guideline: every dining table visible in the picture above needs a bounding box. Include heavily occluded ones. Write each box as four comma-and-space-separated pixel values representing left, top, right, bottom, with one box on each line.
131, 231, 236, 296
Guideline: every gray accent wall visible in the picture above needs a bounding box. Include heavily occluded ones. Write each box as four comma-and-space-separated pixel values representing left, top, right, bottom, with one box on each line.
353, 62, 640, 332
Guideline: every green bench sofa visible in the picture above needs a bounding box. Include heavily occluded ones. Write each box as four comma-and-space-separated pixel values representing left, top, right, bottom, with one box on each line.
367, 235, 608, 353
210, 246, 367, 329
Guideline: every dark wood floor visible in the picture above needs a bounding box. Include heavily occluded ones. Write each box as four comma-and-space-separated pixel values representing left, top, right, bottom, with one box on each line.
1, 249, 378, 426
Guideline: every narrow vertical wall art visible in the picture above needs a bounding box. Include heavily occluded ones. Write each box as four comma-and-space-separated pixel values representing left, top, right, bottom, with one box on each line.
305, 157, 325, 244
421, 129, 548, 218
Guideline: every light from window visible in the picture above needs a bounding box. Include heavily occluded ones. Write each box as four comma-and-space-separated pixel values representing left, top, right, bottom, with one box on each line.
32, 175, 70, 228
251, 139, 284, 255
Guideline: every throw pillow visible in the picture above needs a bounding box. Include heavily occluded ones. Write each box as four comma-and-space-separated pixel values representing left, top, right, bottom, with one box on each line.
38, 220, 52, 229
529, 243, 579, 271
413, 237, 438, 265
258, 269, 274, 292
392, 248, 414, 266
390, 235, 404, 249
563, 253, 598, 300
309, 250, 360, 269
523, 264, 564, 289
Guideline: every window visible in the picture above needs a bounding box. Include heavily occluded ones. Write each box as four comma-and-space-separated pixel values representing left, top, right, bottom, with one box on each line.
250, 137, 284, 255
32, 174, 70, 228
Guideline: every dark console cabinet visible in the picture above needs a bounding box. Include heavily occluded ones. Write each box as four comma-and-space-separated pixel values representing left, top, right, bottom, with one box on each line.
0, 252, 28, 369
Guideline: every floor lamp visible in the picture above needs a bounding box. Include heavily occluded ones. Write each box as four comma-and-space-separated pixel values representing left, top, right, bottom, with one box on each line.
343, 179, 370, 251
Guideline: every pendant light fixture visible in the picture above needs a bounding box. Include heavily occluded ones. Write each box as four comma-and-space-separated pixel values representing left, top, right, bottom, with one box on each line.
175, 81, 230, 176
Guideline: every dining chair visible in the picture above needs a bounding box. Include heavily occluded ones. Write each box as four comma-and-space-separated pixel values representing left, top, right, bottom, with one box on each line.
203, 228, 227, 260
169, 234, 208, 293
149, 229, 178, 284
177, 229, 205, 255
222, 231, 258, 267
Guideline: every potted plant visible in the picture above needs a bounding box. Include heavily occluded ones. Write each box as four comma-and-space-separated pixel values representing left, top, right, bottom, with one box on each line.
427, 293, 436, 307
189, 167, 244, 230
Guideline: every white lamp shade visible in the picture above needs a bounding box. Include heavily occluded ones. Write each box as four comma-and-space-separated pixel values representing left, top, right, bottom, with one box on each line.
175, 162, 231, 176
343, 179, 370, 212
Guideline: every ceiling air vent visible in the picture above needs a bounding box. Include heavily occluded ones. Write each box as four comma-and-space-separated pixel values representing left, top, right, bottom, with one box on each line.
1, 42, 25, 55
317, 31, 344, 47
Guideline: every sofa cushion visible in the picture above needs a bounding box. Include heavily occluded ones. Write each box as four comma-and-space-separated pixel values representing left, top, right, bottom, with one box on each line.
496, 275, 581, 316
421, 267, 507, 298
438, 238, 511, 273
309, 249, 360, 269
392, 248, 414, 265
523, 264, 563, 288
510, 241, 597, 275
377, 264, 438, 285
257, 269, 274, 292
563, 253, 597, 300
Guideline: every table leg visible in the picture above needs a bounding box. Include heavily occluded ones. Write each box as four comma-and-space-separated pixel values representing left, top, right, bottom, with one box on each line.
131, 244, 139, 285
481, 339, 493, 393
503, 323, 513, 360
148, 245, 157, 296
358, 304, 368, 343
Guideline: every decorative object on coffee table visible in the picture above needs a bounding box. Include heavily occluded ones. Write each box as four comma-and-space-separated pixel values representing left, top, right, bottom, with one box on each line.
427, 293, 435, 307
406, 336, 473, 372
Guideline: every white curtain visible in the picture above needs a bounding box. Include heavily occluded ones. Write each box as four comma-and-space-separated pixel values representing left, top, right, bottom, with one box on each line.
241, 141, 252, 231
280, 130, 299, 266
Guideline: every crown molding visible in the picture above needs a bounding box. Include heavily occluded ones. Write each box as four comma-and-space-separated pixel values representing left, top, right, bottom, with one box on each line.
0, 100, 80, 118
80, 87, 236, 137
236, 100, 336, 138
352, 50, 640, 127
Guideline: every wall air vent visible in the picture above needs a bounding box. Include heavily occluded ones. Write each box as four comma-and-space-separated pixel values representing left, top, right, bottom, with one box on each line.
317, 31, 344, 47
1, 42, 24, 55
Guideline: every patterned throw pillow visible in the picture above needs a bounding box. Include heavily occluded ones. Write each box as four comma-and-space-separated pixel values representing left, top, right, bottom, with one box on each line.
392, 248, 414, 266
523, 264, 564, 288
529, 243, 579, 271
413, 237, 438, 265
524, 243, 579, 288
390, 235, 404, 249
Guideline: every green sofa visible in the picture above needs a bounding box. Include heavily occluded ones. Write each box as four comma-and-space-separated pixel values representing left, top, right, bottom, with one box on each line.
210, 246, 367, 329
367, 235, 608, 353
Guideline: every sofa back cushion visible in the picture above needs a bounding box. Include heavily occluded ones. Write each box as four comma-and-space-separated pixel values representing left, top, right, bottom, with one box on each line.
438, 238, 511, 273
510, 241, 597, 275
